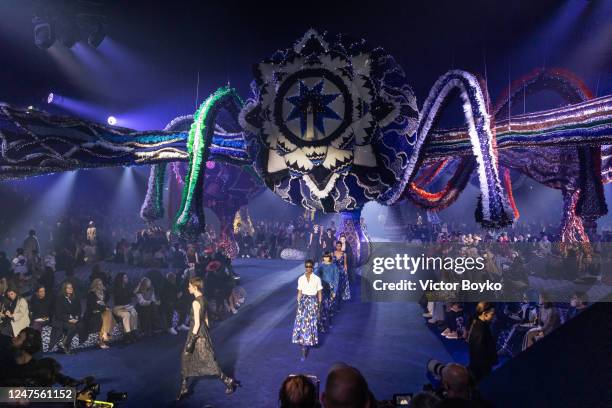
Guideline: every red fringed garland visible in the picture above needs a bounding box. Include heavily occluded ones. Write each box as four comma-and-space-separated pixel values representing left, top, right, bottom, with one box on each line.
413, 159, 449, 186
404, 157, 476, 210
502, 167, 520, 220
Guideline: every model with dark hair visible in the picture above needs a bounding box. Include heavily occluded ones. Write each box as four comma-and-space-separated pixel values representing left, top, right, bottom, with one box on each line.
308, 224, 323, 263
467, 302, 497, 382
291, 259, 323, 361
112, 273, 138, 343
177, 276, 240, 400
317, 252, 339, 332
333, 242, 350, 301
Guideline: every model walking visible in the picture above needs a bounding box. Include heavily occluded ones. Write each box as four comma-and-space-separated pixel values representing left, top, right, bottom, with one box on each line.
291, 259, 323, 361
177, 277, 240, 400
333, 242, 351, 301
316, 252, 339, 332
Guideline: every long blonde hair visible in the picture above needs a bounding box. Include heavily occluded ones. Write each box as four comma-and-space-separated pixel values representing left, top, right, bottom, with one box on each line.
89, 278, 105, 300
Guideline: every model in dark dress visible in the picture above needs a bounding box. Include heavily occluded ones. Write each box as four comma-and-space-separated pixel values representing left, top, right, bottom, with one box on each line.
468, 303, 498, 382
177, 278, 240, 400
307, 225, 322, 262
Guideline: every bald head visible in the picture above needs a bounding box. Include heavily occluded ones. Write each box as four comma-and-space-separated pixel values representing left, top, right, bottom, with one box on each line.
441, 363, 470, 399
322, 364, 371, 408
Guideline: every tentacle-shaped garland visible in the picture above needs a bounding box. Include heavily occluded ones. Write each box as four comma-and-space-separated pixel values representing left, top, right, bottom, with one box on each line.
173, 87, 243, 240
140, 115, 194, 224
502, 167, 520, 220
559, 189, 590, 249
493, 68, 608, 234
140, 163, 167, 222
493, 68, 593, 118
405, 157, 476, 210
412, 159, 449, 186
392, 70, 513, 228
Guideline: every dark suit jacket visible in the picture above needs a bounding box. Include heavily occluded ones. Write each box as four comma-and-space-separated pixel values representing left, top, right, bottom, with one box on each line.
53, 295, 81, 325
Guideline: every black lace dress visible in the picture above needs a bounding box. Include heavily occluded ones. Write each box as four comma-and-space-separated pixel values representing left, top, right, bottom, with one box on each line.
181, 296, 222, 378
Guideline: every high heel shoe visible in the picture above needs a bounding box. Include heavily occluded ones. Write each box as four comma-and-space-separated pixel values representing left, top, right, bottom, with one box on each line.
176, 378, 189, 400
221, 375, 241, 394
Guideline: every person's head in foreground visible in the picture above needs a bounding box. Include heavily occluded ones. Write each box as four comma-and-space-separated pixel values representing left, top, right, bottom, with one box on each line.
407, 391, 440, 408
279, 374, 317, 408
322, 363, 372, 408
475, 302, 495, 323
441, 363, 470, 400
12, 327, 42, 357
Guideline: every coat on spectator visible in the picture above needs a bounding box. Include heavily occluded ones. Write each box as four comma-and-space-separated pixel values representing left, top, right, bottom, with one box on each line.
10, 297, 30, 336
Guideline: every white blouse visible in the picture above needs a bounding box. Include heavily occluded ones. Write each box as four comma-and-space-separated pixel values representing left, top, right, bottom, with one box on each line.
297, 274, 323, 296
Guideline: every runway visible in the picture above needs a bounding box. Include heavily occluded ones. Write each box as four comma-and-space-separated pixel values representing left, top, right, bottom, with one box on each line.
54, 259, 464, 407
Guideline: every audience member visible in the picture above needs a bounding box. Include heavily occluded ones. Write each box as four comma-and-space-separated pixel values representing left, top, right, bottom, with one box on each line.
29, 285, 52, 331
321, 363, 372, 408
279, 374, 318, 408
133, 277, 160, 336
407, 392, 440, 408
83, 278, 115, 349
112, 273, 138, 343
160, 272, 179, 335
0, 287, 30, 337
49, 282, 81, 354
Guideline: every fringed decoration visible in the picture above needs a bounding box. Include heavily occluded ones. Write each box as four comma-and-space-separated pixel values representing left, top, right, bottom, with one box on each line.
393, 70, 513, 228
576, 146, 608, 220
493, 68, 607, 225
173, 87, 244, 240
412, 159, 449, 186
559, 189, 592, 257
405, 157, 476, 210
502, 167, 520, 220
140, 163, 167, 223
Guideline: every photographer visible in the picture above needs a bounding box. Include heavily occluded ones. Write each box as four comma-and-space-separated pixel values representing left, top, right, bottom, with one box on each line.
425, 361, 492, 407
0, 327, 119, 407
0, 327, 56, 387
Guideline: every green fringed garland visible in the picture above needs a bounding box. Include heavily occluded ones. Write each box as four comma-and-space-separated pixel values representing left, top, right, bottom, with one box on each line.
173, 86, 243, 239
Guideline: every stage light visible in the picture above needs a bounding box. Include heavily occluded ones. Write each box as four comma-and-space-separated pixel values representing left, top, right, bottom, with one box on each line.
87, 21, 106, 48
32, 17, 55, 49
107, 116, 117, 125
27, 106, 34, 110
58, 23, 79, 48
47, 93, 54, 104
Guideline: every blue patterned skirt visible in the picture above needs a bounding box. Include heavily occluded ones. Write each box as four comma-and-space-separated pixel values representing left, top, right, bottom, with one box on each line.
291, 295, 319, 346
339, 266, 351, 301
318, 284, 337, 332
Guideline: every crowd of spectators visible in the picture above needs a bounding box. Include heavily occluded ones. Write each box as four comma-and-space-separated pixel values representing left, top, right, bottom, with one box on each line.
278, 361, 493, 408
406, 219, 599, 388
0, 208, 246, 356
234, 217, 344, 259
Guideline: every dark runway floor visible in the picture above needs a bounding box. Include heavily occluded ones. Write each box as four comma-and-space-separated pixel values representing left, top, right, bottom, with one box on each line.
53, 259, 466, 407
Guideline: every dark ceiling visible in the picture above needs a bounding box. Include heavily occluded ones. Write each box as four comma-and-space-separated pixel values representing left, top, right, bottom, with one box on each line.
0, 0, 609, 129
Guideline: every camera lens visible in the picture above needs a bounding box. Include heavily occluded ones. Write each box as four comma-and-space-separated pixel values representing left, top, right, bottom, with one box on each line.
426, 359, 445, 379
